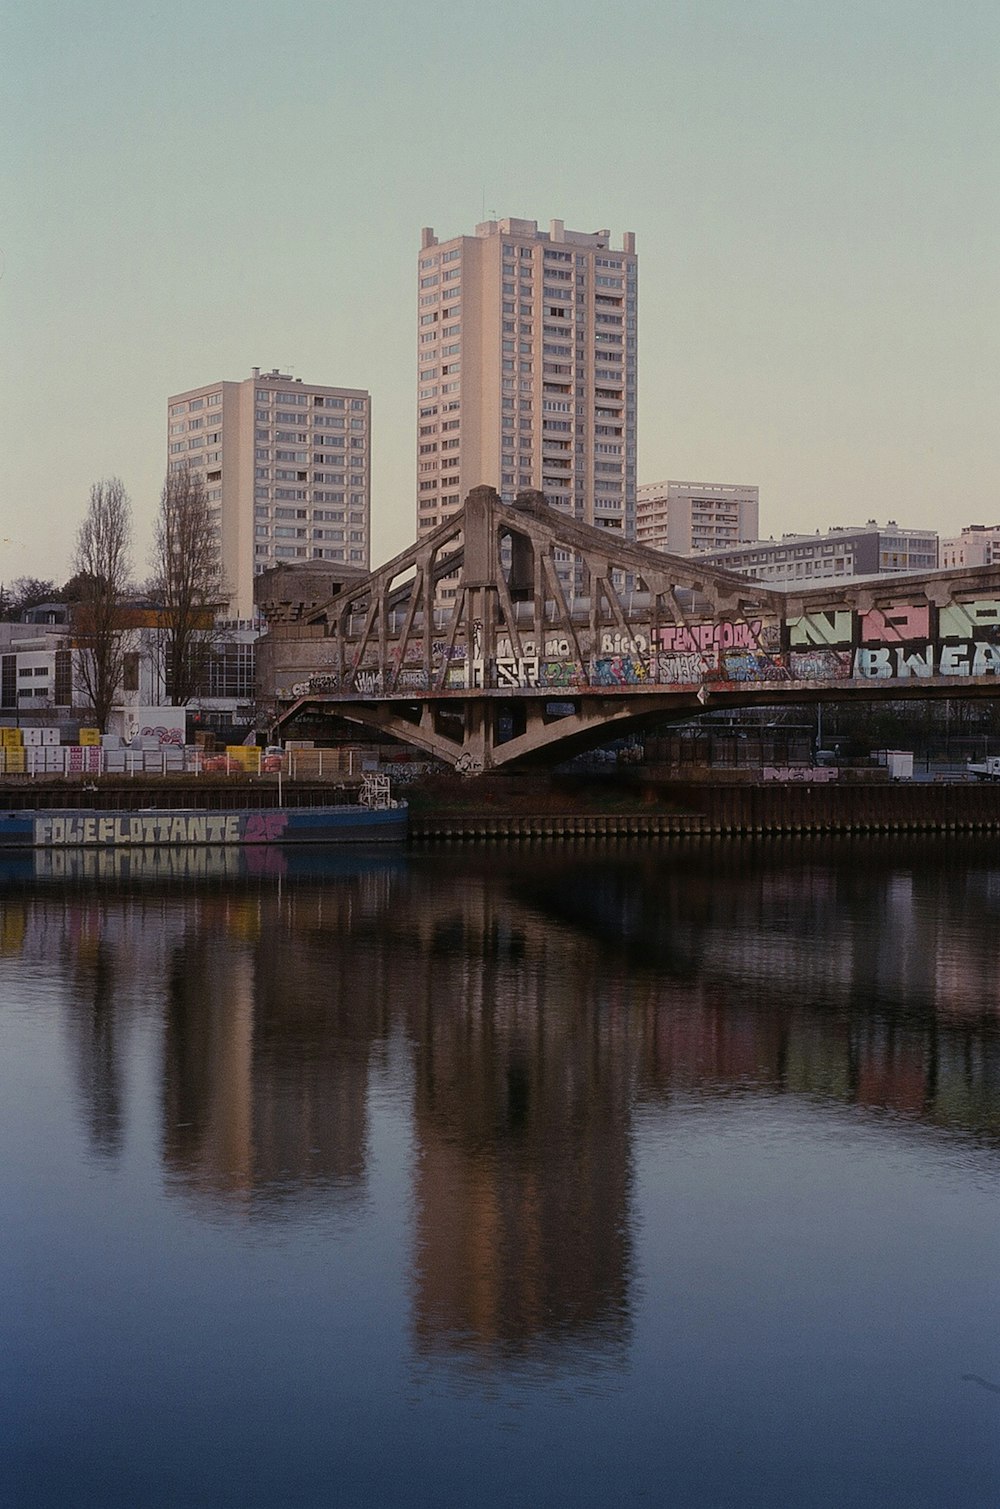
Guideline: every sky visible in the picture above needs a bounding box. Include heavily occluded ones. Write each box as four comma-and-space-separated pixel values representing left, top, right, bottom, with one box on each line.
2, 0, 997, 588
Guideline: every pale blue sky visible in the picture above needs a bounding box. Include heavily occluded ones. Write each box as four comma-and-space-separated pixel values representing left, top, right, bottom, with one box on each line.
2, 0, 997, 584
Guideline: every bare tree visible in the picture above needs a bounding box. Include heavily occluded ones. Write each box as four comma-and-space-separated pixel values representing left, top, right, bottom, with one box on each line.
151, 464, 223, 705
74, 479, 133, 731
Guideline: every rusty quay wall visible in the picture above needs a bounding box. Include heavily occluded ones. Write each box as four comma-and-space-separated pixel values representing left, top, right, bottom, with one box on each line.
411, 811, 706, 841
665, 780, 1000, 837
412, 781, 1000, 841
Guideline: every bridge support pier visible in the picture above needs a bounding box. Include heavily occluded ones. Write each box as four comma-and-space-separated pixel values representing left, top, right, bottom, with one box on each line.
461, 701, 491, 774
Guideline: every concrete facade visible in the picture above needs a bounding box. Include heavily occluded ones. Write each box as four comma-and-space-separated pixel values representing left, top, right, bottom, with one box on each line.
168, 369, 371, 620
416, 218, 637, 594
940, 525, 1000, 569
698, 522, 939, 584
637, 480, 759, 555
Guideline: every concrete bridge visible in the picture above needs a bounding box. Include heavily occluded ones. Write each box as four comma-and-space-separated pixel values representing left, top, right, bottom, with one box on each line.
261, 487, 1000, 771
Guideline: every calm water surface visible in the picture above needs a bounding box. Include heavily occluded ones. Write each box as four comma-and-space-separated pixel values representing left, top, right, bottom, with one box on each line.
1, 837, 998, 1507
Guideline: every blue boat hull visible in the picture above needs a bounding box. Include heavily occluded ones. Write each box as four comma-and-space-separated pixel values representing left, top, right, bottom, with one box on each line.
0, 804, 408, 849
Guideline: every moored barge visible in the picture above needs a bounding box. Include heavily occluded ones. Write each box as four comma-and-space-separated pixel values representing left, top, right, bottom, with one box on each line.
0, 802, 407, 849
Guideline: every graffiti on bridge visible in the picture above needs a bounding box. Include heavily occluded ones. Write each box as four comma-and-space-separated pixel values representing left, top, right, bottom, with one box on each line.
288, 597, 1000, 698
722, 653, 788, 683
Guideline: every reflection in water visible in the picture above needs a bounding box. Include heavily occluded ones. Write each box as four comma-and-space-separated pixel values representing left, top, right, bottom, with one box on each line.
65, 931, 125, 1158
2, 836, 999, 1370
162, 876, 396, 1215
406, 876, 634, 1361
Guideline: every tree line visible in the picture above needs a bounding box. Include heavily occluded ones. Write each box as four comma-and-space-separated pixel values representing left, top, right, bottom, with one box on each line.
2, 465, 222, 730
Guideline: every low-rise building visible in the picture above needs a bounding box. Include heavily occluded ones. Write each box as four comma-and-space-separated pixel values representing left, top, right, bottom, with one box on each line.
940, 525, 1000, 569
1, 609, 260, 737
696, 521, 938, 584
0, 620, 74, 716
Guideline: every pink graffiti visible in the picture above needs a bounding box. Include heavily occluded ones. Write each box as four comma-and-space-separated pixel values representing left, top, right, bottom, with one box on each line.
243, 812, 289, 844
860, 605, 929, 643
139, 725, 184, 747
657, 620, 761, 654
243, 845, 288, 877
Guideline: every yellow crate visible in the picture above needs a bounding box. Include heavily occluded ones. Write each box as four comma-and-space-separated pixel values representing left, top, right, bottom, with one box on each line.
225, 745, 260, 770
0, 749, 26, 773
78, 727, 101, 746
1, 728, 23, 747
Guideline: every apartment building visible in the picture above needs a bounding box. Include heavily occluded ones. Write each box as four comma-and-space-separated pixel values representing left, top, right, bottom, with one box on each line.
940, 524, 1000, 569
697, 522, 939, 584
637, 480, 759, 555
168, 369, 371, 620
415, 219, 638, 570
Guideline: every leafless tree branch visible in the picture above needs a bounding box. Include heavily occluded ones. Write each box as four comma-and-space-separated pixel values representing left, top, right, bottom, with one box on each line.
73, 478, 133, 730
151, 464, 224, 705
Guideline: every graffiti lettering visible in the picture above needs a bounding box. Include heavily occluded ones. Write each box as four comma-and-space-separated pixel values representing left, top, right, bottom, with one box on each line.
790, 649, 852, 680
33, 813, 243, 846
973, 643, 1000, 675
601, 631, 649, 655
854, 641, 1000, 680
540, 660, 579, 688
139, 724, 184, 747
722, 652, 788, 682
657, 620, 761, 653
939, 599, 1000, 638
244, 813, 289, 844
655, 653, 704, 685
860, 604, 930, 643
432, 641, 468, 662
496, 635, 571, 659
283, 591, 1000, 704
593, 656, 647, 686
496, 656, 539, 688
787, 611, 853, 648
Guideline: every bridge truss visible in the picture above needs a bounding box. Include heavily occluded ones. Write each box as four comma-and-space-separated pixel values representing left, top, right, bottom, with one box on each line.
266, 488, 1000, 771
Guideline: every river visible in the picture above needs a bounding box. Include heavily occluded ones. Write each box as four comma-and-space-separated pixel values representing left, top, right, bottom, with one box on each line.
2, 837, 998, 1507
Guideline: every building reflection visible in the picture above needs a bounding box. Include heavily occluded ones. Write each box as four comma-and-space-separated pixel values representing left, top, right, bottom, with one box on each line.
0, 884, 188, 1158
162, 878, 393, 1216
508, 839, 1000, 1138
403, 874, 635, 1361
2, 833, 1000, 1367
